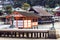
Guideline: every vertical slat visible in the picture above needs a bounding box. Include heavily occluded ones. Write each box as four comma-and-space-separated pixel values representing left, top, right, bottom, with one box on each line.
3, 32, 5, 37
0, 30, 50, 39
33, 33, 34, 38
31, 33, 33, 38
42, 32, 44, 38
41, 33, 43, 38
24, 33, 26, 38
11, 32, 13, 37
0, 31, 1, 37
38, 32, 39, 38
26, 32, 29, 38
14, 32, 16, 37
34, 32, 35, 38
22, 32, 24, 38
40, 32, 41, 38
16, 32, 19, 38
37, 32, 38, 38
44, 33, 45, 38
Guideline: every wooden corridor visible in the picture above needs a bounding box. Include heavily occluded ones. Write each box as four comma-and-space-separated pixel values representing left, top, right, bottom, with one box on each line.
0, 29, 56, 39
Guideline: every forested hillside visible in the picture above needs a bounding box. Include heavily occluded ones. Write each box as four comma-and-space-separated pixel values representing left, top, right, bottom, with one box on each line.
13, 0, 60, 8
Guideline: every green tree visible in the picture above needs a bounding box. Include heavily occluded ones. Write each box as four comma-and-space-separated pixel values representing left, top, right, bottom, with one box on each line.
22, 3, 30, 10
5, 5, 12, 14
0, 10, 3, 15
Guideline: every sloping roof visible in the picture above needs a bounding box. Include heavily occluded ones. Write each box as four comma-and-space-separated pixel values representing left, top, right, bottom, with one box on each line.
18, 11, 40, 18
53, 7, 60, 12
31, 6, 52, 16
7, 11, 40, 18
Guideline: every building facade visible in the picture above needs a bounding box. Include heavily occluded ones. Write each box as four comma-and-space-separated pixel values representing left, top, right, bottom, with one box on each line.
28, 6, 53, 24
6, 11, 39, 29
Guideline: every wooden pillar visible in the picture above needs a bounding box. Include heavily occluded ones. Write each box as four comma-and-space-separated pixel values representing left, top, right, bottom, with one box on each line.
37, 17, 38, 29
16, 17, 18, 28
30, 17, 32, 28
26, 17, 28, 28
31, 17, 32, 28
23, 17, 24, 28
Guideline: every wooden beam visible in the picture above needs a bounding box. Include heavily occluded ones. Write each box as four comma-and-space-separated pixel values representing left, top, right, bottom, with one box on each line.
0, 29, 49, 32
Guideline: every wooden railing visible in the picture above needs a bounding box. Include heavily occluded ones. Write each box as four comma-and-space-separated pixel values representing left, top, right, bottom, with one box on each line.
0, 29, 56, 39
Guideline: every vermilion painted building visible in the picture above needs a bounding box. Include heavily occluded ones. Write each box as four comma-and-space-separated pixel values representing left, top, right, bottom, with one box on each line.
6, 11, 39, 29
28, 6, 53, 23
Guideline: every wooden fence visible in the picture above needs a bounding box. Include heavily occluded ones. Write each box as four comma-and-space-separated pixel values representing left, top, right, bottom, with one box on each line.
0, 29, 56, 39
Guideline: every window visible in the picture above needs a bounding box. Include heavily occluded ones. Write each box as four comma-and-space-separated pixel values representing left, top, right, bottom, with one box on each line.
24, 20, 27, 28
24, 20, 31, 28
18, 20, 23, 27
28, 20, 31, 28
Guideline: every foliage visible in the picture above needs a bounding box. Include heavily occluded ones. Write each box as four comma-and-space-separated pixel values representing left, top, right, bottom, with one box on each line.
22, 3, 30, 10
5, 5, 12, 10
13, 0, 60, 8
5, 5, 12, 14
0, 10, 3, 15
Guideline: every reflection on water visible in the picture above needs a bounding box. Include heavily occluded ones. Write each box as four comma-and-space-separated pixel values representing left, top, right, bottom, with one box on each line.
38, 22, 60, 30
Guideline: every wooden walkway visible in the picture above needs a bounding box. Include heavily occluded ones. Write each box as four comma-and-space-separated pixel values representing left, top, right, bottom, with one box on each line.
0, 29, 57, 39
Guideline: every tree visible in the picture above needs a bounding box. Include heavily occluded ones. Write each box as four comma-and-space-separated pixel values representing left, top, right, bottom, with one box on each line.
0, 10, 3, 15
22, 3, 30, 10
5, 5, 12, 14
13, 2, 22, 8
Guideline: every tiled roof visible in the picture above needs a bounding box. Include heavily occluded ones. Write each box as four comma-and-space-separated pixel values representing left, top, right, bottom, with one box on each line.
8, 11, 40, 18
18, 11, 40, 18
32, 6, 52, 16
